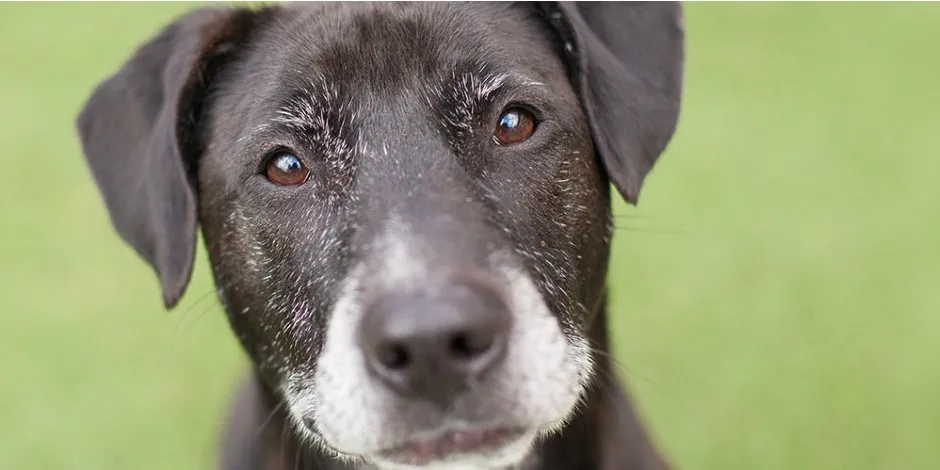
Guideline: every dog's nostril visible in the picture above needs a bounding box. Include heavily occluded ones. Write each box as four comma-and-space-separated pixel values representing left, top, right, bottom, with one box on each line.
376, 342, 410, 370
450, 331, 495, 360
302, 417, 316, 432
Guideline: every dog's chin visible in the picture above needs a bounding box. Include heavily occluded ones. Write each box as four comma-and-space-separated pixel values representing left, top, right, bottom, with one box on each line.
358, 427, 538, 470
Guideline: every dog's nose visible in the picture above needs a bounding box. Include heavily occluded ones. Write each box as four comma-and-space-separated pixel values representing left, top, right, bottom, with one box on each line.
360, 281, 511, 407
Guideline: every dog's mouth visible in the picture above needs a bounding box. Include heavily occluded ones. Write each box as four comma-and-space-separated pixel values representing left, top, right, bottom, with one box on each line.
374, 426, 530, 467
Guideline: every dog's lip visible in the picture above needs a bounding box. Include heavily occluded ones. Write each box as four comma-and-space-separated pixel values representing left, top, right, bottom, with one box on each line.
374, 426, 528, 466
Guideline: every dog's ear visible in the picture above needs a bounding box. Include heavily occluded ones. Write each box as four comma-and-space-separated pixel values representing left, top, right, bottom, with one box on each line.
77, 7, 266, 308
539, 2, 685, 204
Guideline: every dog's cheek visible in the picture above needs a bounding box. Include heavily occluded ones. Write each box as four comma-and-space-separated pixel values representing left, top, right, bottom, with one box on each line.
203, 198, 339, 389
550, 137, 609, 325
501, 138, 606, 336
203, 201, 288, 378
567, 144, 612, 319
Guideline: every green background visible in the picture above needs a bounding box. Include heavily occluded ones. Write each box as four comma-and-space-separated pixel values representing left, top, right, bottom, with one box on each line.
1, 3, 938, 469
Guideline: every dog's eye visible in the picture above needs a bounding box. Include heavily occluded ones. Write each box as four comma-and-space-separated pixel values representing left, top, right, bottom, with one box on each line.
493, 108, 536, 146
265, 152, 310, 186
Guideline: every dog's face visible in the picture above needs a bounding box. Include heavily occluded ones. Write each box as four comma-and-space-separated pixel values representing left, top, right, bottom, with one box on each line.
77, 3, 683, 468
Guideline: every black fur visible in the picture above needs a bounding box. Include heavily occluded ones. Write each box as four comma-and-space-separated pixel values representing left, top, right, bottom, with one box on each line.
76, 3, 684, 469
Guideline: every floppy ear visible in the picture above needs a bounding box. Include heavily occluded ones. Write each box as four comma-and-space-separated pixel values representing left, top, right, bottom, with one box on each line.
539, 2, 685, 204
76, 7, 266, 308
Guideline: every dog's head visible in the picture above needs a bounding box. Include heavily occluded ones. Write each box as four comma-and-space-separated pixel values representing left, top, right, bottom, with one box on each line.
77, 2, 683, 468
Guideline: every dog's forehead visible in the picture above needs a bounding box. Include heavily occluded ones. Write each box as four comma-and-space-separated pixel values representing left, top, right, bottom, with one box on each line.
247, 2, 563, 109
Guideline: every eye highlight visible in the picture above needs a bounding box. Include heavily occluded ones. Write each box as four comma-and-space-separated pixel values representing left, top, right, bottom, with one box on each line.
493, 107, 536, 146
265, 151, 309, 186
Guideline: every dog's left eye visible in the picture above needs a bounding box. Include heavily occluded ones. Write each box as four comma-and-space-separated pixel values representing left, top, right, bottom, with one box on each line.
265, 152, 310, 186
493, 107, 537, 146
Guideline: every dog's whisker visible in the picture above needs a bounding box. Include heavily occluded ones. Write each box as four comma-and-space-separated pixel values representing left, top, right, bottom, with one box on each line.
250, 397, 287, 445
610, 213, 664, 220
281, 412, 292, 470
612, 224, 689, 236
166, 272, 249, 348
170, 288, 217, 333
157, 292, 222, 360
586, 342, 685, 409
162, 295, 222, 355
587, 344, 658, 390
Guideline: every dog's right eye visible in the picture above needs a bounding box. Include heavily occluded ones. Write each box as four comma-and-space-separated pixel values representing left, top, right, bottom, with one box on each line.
493, 107, 537, 146
265, 152, 310, 186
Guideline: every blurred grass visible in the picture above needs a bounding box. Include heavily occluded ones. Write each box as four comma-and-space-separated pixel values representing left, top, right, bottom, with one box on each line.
1, 3, 938, 470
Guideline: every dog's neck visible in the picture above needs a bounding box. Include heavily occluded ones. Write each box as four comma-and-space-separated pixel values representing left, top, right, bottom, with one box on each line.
223, 306, 669, 470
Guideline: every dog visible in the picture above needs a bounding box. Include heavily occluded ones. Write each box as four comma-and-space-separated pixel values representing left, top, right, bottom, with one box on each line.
76, 2, 684, 469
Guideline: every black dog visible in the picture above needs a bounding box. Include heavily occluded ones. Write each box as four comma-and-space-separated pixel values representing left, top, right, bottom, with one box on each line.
76, 2, 684, 469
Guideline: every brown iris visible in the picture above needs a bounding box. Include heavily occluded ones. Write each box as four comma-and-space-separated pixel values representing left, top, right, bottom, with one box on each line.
493, 107, 536, 145
265, 152, 310, 186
